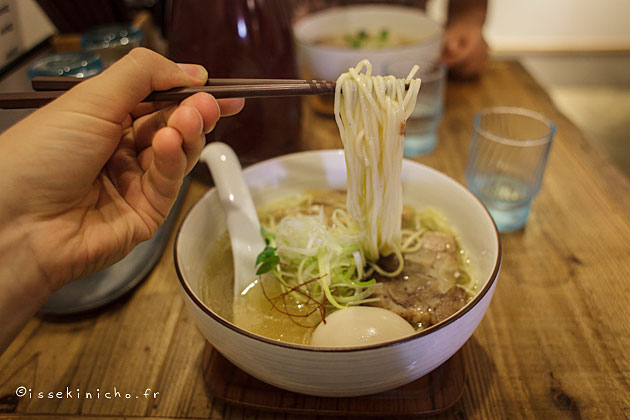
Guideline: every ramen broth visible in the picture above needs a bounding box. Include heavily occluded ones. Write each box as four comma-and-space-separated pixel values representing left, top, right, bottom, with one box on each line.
201, 190, 475, 345
314, 28, 418, 49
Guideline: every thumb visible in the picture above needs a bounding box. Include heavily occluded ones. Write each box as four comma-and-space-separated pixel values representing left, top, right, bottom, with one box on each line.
55, 48, 208, 124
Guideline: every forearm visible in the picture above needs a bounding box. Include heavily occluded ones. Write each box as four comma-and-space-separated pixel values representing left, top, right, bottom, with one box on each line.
447, 0, 487, 24
0, 221, 52, 354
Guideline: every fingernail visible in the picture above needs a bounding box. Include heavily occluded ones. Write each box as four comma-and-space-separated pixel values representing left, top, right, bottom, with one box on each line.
205, 98, 220, 134
177, 63, 208, 83
187, 105, 205, 136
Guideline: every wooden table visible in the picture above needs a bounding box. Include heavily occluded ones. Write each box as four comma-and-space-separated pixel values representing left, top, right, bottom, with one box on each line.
1, 60, 630, 419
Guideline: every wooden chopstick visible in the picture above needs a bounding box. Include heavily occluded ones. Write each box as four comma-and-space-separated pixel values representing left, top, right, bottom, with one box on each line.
31, 76, 315, 91
0, 78, 336, 109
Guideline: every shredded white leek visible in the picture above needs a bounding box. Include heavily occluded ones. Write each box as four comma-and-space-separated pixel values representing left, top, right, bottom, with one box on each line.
268, 212, 372, 309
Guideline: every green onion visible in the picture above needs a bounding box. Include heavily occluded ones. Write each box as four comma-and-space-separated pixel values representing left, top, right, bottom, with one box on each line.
259, 212, 375, 310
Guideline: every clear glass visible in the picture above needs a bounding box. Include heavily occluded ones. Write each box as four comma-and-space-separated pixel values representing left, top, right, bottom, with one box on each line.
384, 59, 445, 156
466, 107, 555, 232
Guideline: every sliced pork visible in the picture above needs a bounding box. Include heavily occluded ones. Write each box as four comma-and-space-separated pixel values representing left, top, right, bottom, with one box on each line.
369, 231, 469, 329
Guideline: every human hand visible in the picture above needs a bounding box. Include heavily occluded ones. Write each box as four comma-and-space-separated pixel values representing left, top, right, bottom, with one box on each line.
442, 15, 488, 79
0, 48, 244, 293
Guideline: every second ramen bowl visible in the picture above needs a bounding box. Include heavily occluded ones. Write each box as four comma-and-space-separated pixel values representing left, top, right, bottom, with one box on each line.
175, 150, 501, 397
293, 4, 443, 80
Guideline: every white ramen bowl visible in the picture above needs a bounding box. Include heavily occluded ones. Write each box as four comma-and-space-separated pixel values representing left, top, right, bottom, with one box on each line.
175, 150, 500, 397
293, 5, 442, 80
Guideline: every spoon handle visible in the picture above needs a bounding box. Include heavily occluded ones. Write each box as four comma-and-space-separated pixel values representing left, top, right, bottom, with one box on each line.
200, 142, 266, 298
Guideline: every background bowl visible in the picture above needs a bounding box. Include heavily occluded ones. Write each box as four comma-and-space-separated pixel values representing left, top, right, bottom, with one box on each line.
175, 150, 500, 397
293, 4, 442, 81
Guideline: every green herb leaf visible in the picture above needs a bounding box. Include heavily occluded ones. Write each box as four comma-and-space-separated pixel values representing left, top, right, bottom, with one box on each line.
255, 227, 280, 275
256, 255, 280, 275
260, 226, 275, 245
255, 247, 277, 266
379, 28, 389, 41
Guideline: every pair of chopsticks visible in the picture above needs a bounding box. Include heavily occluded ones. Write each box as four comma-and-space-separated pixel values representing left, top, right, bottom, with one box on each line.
0, 76, 337, 109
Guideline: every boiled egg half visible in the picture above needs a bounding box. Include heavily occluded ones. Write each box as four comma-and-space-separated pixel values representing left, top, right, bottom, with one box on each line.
311, 306, 415, 347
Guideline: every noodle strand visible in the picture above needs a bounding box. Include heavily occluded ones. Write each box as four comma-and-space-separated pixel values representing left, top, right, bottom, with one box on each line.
334, 60, 422, 262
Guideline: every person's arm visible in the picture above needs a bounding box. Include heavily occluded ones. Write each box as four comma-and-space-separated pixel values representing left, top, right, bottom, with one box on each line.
0, 48, 244, 353
0, 226, 51, 352
442, 0, 488, 78
447, 0, 486, 24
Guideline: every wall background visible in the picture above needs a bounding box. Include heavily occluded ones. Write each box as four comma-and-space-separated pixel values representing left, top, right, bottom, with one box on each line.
429, 0, 630, 53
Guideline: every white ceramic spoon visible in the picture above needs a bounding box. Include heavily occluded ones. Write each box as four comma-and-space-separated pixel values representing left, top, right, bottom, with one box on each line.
200, 142, 266, 298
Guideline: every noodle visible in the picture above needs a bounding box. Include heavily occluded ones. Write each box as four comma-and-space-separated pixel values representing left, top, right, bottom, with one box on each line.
334, 59, 421, 261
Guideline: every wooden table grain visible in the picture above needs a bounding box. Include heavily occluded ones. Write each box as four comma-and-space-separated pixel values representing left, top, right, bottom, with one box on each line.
1, 60, 629, 419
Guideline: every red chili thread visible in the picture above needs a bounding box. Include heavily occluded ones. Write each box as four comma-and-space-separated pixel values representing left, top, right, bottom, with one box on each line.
260, 274, 329, 328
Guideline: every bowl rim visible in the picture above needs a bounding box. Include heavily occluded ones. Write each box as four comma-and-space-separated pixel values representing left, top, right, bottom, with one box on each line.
175, 149, 501, 353
293, 4, 443, 54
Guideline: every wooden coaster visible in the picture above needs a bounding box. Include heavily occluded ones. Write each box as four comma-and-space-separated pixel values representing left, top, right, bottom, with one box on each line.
202, 343, 465, 418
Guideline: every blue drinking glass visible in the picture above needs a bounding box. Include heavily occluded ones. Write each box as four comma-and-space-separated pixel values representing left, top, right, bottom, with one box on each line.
28, 52, 103, 80
466, 107, 556, 232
